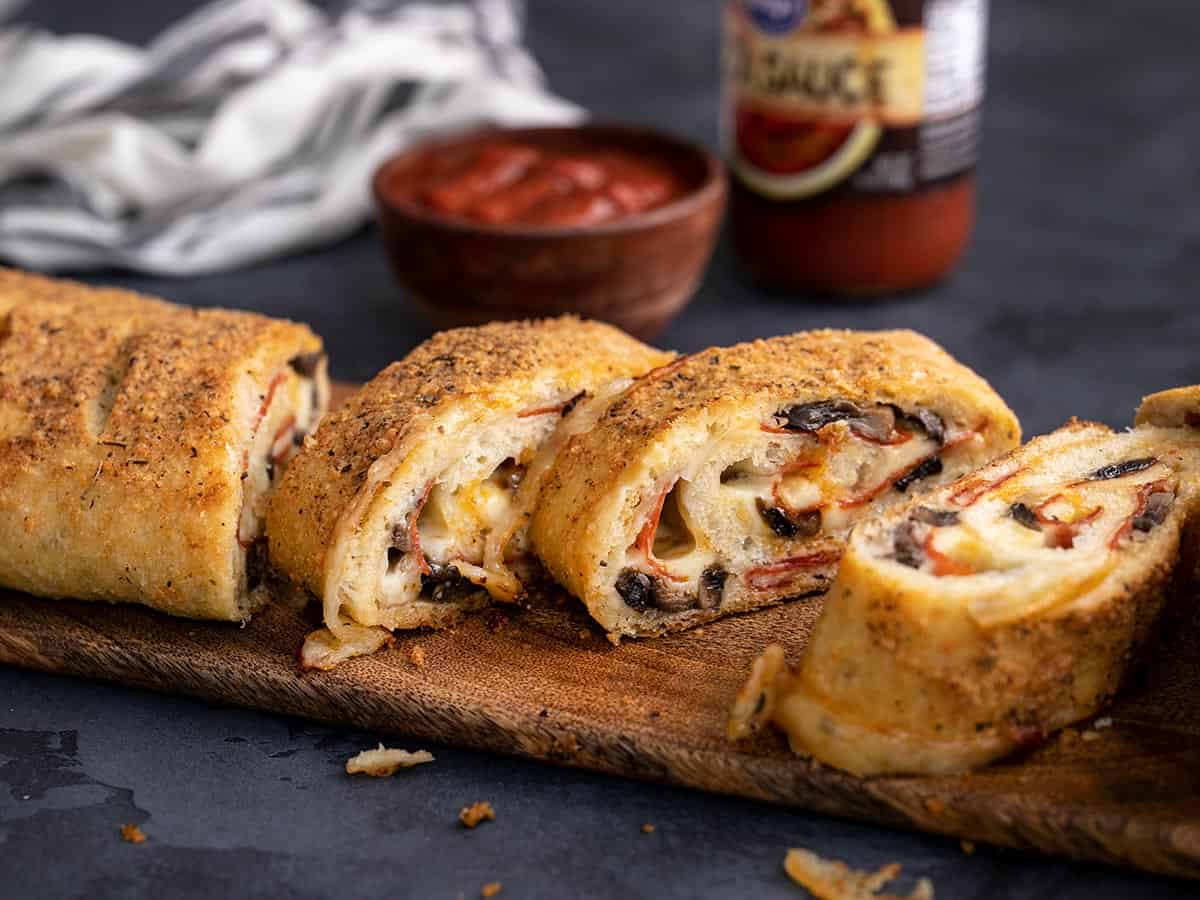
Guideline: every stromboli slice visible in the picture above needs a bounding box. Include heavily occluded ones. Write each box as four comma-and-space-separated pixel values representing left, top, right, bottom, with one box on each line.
266, 318, 671, 668
1135, 384, 1200, 430
529, 330, 1019, 639
0, 268, 328, 620
732, 419, 1200, 776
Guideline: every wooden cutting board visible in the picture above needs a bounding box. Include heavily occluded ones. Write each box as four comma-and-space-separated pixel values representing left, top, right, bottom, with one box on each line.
1, 384, 1199, 880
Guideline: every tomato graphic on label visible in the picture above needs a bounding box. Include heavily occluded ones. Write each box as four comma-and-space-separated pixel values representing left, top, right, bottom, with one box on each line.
728, 0, 899, 199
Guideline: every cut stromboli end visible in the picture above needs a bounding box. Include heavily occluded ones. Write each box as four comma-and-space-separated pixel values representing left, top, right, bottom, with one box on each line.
0, 269, 327, 622
267, 318, 672, 663
530, 330, 1020, 640
742, 419, 1200, 776
236, 352, 329, 600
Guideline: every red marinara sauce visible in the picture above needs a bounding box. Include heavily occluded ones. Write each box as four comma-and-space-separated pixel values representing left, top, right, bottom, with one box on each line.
724, 0, 988, 294
390, 140, 689, 229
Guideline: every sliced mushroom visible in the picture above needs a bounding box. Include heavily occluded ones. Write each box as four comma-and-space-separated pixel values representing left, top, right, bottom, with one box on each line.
892, 521, 923, 569
772, 399, 944, 446
1089, 457, 1157, 481
1009, 502, 1041, 531
422, 562, 476, 603
654, 588, 699, 614
1133, 491, 1173, 532
699, 565, 728, 610
847, 405, 896, 442
893, 456, 943, 493
775, 400, 863, 433
756, 499, 821, 539
615, 568, 657, 612
906, 407, 947, 445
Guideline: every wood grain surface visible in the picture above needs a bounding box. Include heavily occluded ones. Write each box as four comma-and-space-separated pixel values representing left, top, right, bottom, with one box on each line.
1, 384, 1198, 879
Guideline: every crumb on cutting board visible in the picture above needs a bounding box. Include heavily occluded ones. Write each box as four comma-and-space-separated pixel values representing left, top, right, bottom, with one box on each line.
346, 743, 434, 776
459, 801, 496, 828
301, 626, 393, 671
120, 823, 146, 844
408, 645, 427, 667
481, 881, 503, 898
923, 798, 944, 816
783, 847, 934, 900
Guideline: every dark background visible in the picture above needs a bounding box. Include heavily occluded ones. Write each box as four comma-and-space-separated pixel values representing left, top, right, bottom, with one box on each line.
2, 1, 1198, 897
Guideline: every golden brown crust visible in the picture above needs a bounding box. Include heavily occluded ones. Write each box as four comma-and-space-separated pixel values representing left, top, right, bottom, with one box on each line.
544, 330, 1016, 499
531, 329, 1020, 636
1134, 385, 1200, 429
0, 268, 324, 619
268, 317, 673, 600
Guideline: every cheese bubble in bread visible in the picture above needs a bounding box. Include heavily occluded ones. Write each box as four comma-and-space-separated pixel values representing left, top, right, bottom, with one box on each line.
530, 330, 1019, 639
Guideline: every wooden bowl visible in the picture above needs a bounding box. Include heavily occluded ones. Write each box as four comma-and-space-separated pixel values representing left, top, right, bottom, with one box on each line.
371, 124, 726, 340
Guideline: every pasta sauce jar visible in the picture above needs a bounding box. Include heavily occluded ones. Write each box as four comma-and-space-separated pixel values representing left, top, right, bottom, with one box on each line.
723, 0, 988, 294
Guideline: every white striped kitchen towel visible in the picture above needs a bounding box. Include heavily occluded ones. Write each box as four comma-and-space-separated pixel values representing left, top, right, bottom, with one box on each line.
0, 0, 581, 274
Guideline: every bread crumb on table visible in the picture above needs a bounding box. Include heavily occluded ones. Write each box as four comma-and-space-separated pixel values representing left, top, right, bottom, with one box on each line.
959, 840, 975, 855
459, 801, 496, 828
120, 823, 146, 844
641, 823, 655, 834
346, 743, 434, 776
783, 847, 934, 900
481, 881, 503, 898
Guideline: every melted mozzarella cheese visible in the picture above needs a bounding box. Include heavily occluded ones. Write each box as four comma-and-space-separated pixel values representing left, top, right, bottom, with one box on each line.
419, 477, 512, 563
415, 471, 523, 600
906, 461, 1173, 582
717, 424, 942, 538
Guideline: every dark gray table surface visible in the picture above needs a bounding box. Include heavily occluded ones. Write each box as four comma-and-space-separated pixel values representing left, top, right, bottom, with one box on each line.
2, 1, 1198, 898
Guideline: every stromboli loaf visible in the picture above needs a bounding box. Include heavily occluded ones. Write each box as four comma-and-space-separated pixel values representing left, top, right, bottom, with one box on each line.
732, 418, 1200, 776
267, 317, 671, 668
529, 330, 1019, 639
0, 268, 328, 620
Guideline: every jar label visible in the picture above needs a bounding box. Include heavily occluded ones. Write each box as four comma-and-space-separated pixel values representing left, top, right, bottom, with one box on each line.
724, 0, 986, 199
